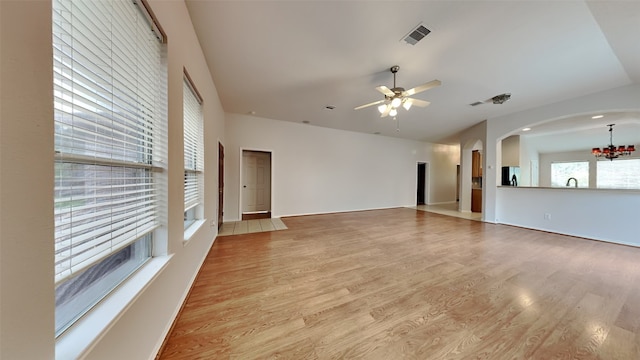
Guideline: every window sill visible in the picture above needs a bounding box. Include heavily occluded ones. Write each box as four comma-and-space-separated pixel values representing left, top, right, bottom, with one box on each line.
55, 255, 173, 360
184, 219, 206, 244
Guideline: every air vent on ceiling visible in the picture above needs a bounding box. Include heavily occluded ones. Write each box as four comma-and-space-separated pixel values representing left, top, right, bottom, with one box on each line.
401, 23, 431, 45
470, 101, 484, 107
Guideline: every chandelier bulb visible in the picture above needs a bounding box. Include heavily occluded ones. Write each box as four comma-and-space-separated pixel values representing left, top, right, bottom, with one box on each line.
389, 108, 398, 117
391, 97, 402, 108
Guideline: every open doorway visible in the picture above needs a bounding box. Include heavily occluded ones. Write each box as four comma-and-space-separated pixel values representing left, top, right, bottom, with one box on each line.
241, 150, 272, 220
218, 142, 224, 229
416, 162, 429, 205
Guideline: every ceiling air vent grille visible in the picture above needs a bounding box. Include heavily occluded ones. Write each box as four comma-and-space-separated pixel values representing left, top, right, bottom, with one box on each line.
470, 101, 484, 106
401, 24, 431, 45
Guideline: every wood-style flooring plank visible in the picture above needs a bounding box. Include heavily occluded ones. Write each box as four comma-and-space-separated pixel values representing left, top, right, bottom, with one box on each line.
158, 208, 640, 359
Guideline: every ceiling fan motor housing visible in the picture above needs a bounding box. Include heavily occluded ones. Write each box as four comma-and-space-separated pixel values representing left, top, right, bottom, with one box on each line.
387, 87, 405, 99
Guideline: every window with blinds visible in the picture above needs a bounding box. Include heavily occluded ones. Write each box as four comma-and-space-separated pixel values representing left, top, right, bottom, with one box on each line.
183, 77, 204, 229
53, 0, 166, 336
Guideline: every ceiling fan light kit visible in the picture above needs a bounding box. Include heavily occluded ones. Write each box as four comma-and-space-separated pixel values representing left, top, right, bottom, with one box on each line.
355, 65, 440, 118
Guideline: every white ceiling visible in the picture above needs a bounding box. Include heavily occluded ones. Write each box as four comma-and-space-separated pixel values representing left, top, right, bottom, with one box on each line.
520, 111, 640, 154
185, 0, 640, 145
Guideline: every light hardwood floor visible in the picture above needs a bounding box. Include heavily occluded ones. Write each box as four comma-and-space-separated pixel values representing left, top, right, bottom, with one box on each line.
159, 208, 640, 359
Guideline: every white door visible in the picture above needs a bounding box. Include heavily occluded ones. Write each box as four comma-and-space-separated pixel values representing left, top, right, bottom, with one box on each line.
242, 151, 271, 213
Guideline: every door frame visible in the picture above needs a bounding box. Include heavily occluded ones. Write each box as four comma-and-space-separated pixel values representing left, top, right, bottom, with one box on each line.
239, 147, 273, 220
416, 161, 430, 206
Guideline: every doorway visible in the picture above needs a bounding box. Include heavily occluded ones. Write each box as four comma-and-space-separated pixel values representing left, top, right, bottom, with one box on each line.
416, 162, 429, 205
218, 142, 224, 229
241, 150, 272, 220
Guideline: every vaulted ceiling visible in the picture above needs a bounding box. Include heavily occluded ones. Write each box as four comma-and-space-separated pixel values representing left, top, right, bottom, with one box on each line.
185, 1, 640, 145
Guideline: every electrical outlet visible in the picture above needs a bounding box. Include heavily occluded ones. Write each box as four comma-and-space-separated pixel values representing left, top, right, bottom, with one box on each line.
544, 213, 551, 220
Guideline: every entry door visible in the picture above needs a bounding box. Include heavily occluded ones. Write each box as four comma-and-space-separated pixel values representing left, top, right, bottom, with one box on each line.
242, 151, 271, 214
218, 142, 224, 229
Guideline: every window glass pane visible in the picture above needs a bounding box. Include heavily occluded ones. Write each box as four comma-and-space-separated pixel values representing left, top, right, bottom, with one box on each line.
551, 162, 589, 188
184, 208, 197, 230
55, 236, 150, 336
597, 159, 640, 189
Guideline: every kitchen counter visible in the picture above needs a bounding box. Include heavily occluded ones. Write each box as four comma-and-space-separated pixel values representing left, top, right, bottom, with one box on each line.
498, 186, 640, 193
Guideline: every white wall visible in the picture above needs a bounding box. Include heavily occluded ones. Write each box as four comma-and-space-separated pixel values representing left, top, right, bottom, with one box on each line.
519, 135, 538, 186
458, 121, 487, 213
224, 114, 459, 221
496, 187, 640, 246
1, 1, 225, 359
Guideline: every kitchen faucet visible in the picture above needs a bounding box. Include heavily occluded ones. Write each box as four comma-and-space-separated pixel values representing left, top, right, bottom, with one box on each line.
566, 177, 578, 188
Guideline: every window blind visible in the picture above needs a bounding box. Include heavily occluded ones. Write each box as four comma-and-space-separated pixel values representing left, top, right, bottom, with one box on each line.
53, 0, 165, 283
183, 78, 204, 212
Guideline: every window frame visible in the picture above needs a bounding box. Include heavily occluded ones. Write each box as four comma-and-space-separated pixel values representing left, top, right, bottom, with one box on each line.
52, 0, 167, 339
596, 158, 640, 189
550, 161, 589, 188
183, 72, 205, 234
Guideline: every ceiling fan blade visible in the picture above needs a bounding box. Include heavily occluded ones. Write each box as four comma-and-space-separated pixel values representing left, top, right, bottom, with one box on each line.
354, 99, 386, 110
407, 98, 431, 107
403, 79, 441, 97
376, 85, 395, 97
380, 104, 392, 117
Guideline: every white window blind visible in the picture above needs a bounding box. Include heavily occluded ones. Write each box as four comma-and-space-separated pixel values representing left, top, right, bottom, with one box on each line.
53, 0, 166, 284
183, 78, 204, 213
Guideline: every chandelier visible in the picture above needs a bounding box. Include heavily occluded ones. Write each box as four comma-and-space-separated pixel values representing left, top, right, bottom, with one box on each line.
591, 124, 635, 161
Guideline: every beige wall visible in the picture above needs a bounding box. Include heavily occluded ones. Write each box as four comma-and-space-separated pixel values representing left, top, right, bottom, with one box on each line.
1, 1, 55, 358
501, 135, 520, 167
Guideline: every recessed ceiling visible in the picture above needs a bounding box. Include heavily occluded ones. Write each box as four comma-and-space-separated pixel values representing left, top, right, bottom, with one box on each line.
520, 111, 640, 154
185, 1, 640, 144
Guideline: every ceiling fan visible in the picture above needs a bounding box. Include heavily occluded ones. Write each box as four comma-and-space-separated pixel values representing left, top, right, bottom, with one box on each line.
354, 65, 441, 117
